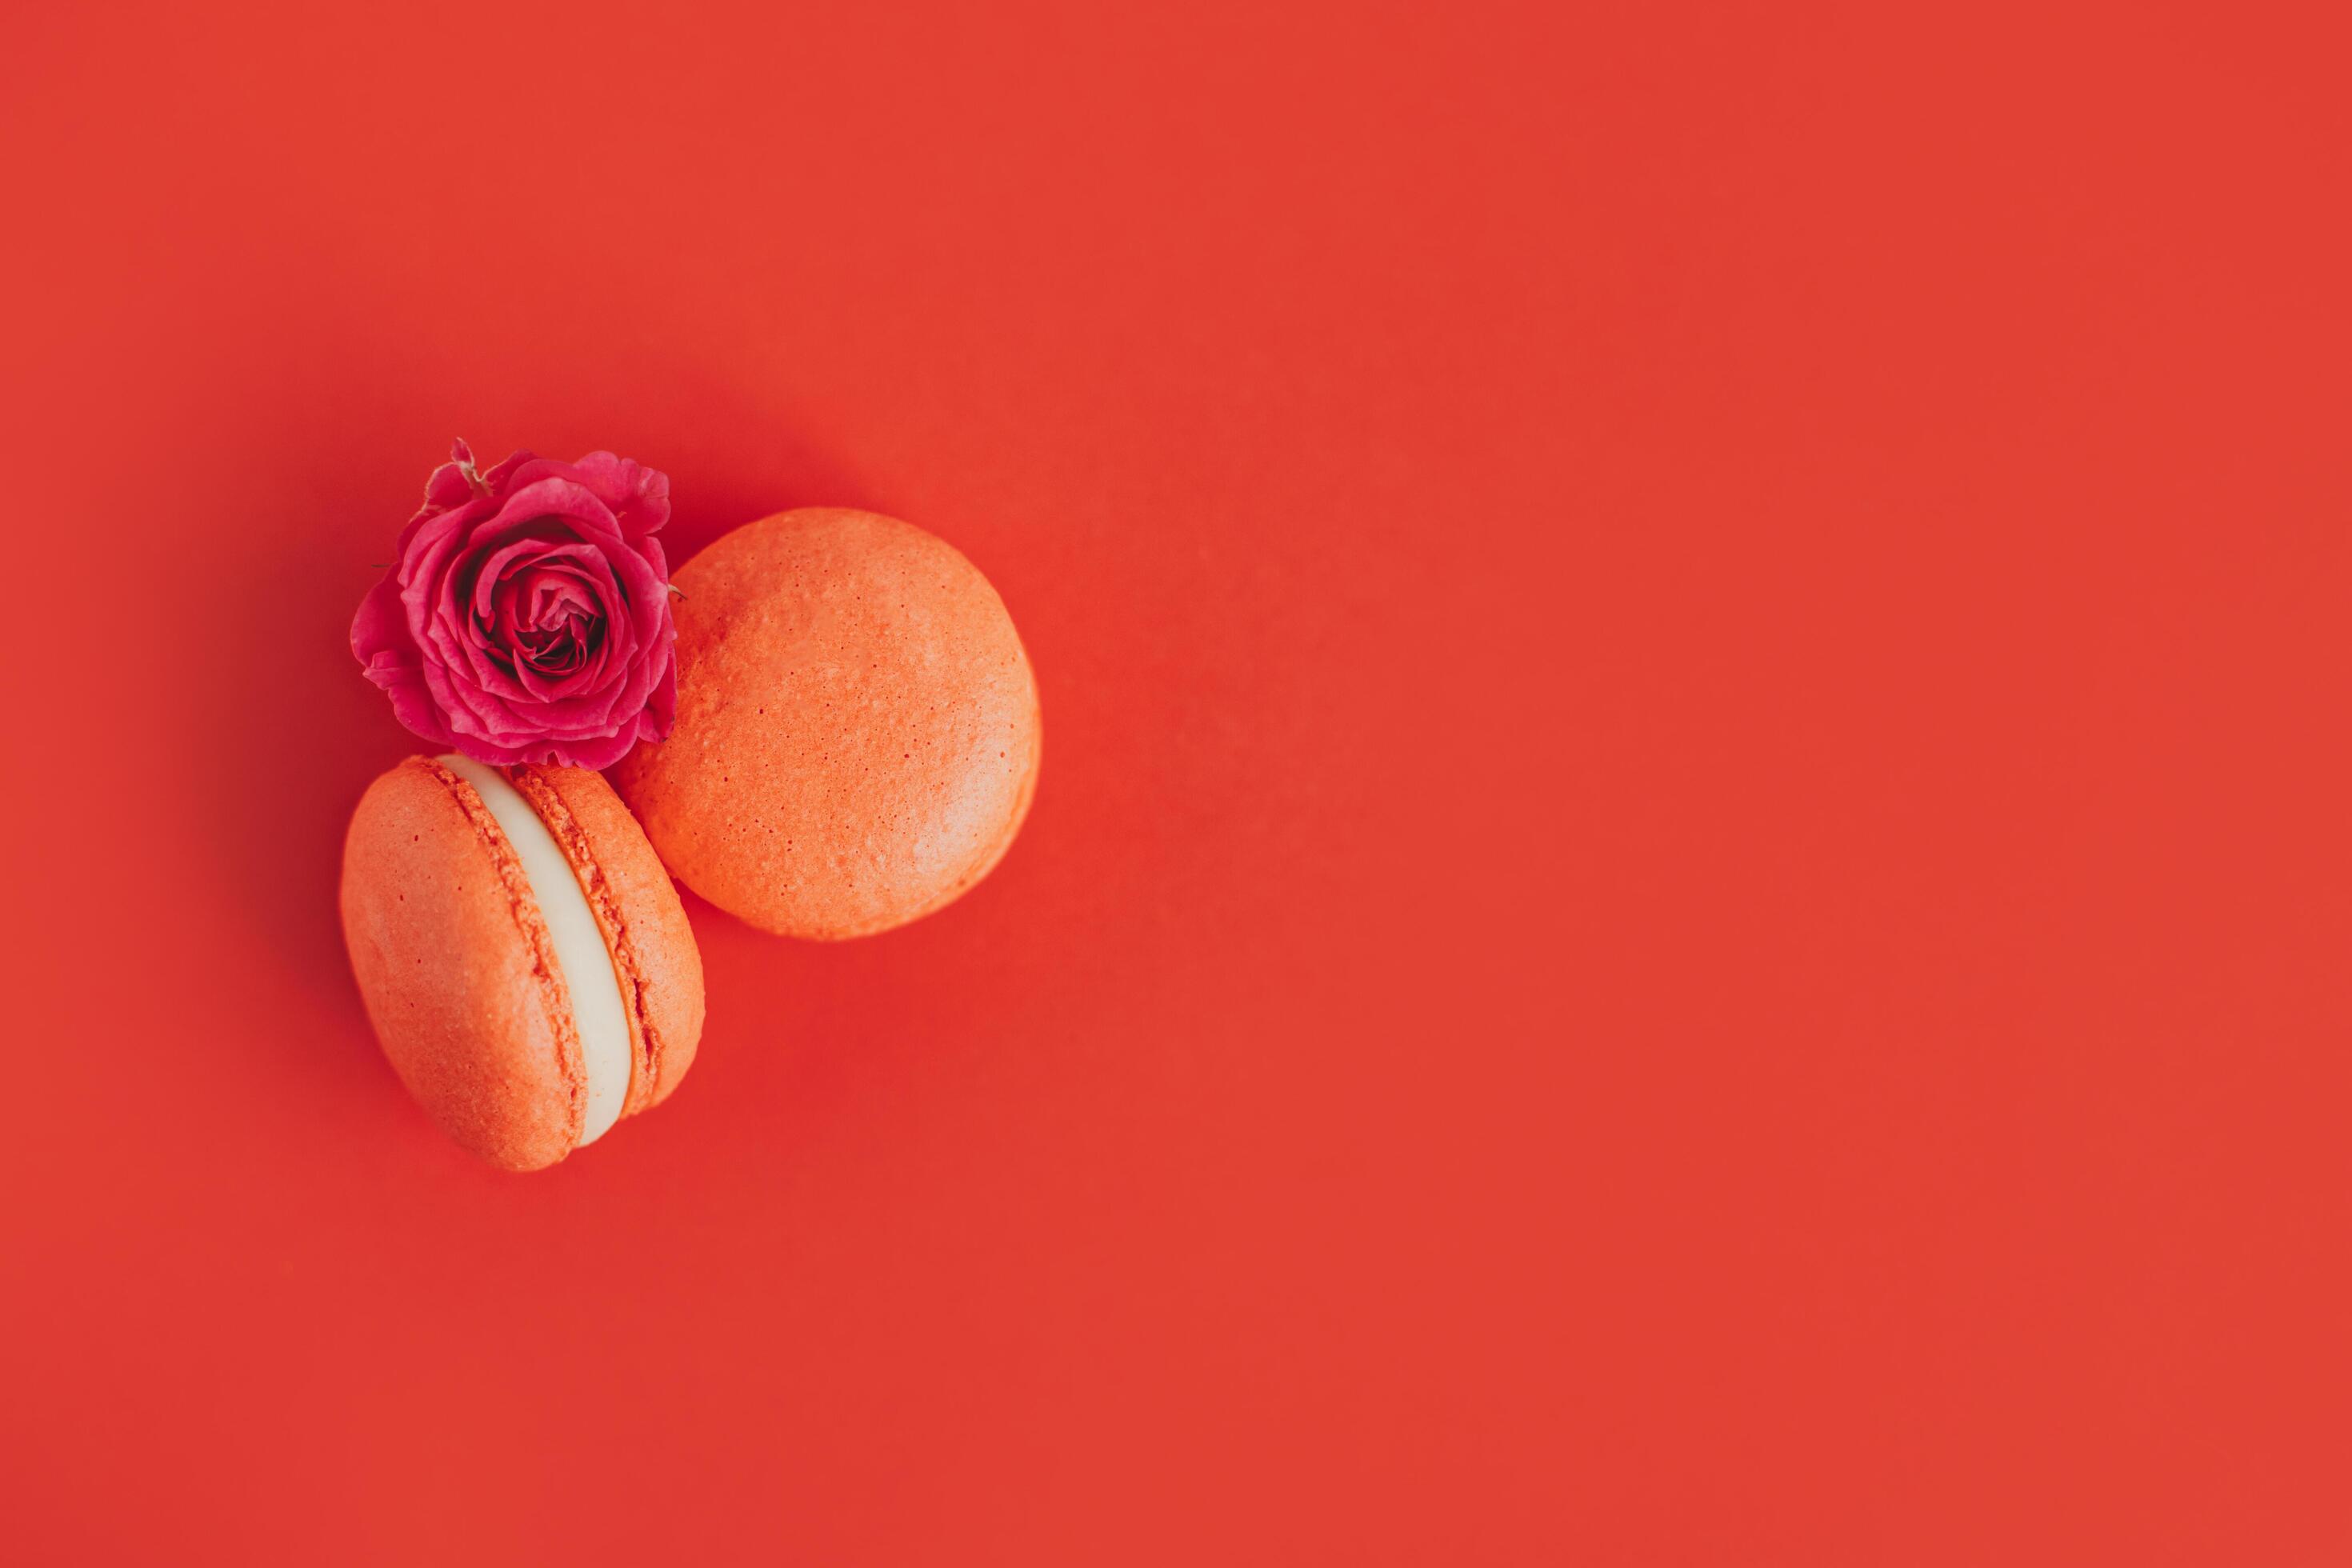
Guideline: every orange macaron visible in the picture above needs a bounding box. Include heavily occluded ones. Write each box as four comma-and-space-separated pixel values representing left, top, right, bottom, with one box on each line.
614, 507, 1041, 940
340, 754, 706, 1170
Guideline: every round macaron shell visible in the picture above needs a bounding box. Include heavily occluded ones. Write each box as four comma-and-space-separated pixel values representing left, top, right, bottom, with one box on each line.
614, 507, 1042, 940
339, 756, 585, 1170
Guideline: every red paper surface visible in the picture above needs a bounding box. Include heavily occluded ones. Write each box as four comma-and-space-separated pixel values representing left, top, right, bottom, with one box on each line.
3, 2, 2350, 1562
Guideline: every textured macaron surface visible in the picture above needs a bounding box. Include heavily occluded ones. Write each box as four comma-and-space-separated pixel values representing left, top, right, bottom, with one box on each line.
339, 757, 585, 1170
614, 508, 1041, 939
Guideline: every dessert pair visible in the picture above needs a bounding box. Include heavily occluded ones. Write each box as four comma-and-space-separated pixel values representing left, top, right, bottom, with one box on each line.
339, 508, 1041, 1169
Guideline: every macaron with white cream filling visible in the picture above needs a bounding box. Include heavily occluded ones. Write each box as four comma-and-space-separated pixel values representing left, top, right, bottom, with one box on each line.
339, 754, 705, 1170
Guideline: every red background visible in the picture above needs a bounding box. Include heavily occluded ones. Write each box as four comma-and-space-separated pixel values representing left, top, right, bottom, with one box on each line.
4, 2, 2350, 1562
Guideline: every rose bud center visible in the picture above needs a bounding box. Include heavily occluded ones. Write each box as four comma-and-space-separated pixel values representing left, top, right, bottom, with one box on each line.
488, 556, 607, 675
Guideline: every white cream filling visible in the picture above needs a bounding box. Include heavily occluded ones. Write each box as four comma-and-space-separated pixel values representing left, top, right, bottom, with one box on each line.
439, 755, 631, 1146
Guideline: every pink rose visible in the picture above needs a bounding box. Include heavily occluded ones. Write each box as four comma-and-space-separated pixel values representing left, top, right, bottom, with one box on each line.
351, 440, 678, 770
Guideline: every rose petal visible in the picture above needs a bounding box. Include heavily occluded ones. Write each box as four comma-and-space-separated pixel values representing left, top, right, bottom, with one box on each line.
478, 446, 534, 493
426, 585, 535, 706
567, 451, 671, 541
470, 533, 593, 622
469, 476, 625, 549
350, 573, 412, 666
